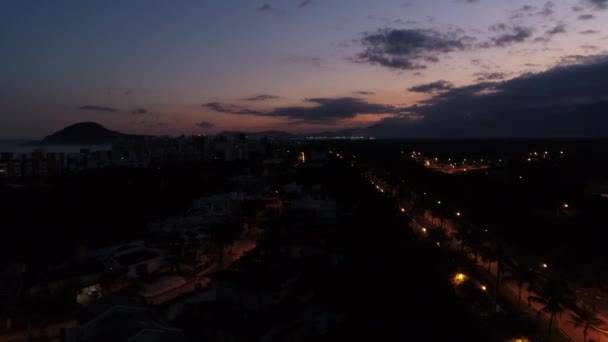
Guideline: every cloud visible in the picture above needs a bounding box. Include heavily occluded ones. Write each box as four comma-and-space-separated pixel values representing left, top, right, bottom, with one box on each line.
354, 28, 472, 70
546, 24, 567, 35
204, 102, 265, 116
586, 0, 608, 9
408, 80, 454, 93
241, 94, 280, 101
510, 5, 536, 19
581, 30, 600, 34
364, 54, 608, 137
538, 1, 556, 16
353, 91, 374, 95
281, 56, 322, 67
258, 4, 271, 11
131, 108, 147, 115
578, 14, 596, 19
196, 121, 215, 129
484, 26, 534, 47
78, 105, 118, 112
474, 72, 507, 81
206, 97, 404, 124
298, 0, 312, 7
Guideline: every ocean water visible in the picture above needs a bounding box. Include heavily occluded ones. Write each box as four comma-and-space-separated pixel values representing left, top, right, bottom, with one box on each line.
0, 140, 111, 155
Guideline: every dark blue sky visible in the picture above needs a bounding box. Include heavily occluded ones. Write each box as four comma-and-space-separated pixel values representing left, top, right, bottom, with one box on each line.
1, 0, 607, 138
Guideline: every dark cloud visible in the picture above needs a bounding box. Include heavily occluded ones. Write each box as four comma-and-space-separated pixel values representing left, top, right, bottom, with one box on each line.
281, 56, 322, 67
196, 121, 215, 129
534, 36, 551, 43
131, 108, 147, 115
556, 54, 608, 66
546, 23, 567, 35
79, 105, 118, 112
578, 14, 596, 19
581, 29, 600, 34
581, 44, 600, 51
484, 26, 534, 47
353, 91, 374, 95
474, 72, 507, 81
355, 28, 471, 70
408, 80, 454, 93
241, 94, 280, 101
258, 4, 271, 11
586, 0, 608, 9
509, 3, 555, 19
298, 0, 312, 7
510, 5, 536, 19
206, 97, 404, 124
538, 1, 556, 16
364, 54, 608, 137
204, 102, 265, 116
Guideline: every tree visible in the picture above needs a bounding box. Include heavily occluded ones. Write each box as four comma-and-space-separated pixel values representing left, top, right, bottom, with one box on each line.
567, 305, 606, 342
466, 229, 486, 264
503, 257, 539, 309
208, 221, 243, 269
529, 272, 575, 341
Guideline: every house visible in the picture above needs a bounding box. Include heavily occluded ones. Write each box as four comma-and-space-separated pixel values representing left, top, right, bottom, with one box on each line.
108, 248, 166, 279
65, 297, 187, 342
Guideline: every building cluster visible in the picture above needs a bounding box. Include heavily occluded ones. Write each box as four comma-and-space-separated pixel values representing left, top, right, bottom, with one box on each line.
0, 134, 267, 182
0, 147, 344, 341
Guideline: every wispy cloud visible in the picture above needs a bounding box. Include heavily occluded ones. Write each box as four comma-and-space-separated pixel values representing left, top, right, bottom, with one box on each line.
79, 105, 118, 112
578, 14, 595, 19
355, 28, 473, 70
196, 121, 215, 129
206, 97, 404, 125
131, 108, 147, 115
408, 80, 454, 93
298, 0, 312, 8
241, 94, 280, 101
258, 3, 271, 11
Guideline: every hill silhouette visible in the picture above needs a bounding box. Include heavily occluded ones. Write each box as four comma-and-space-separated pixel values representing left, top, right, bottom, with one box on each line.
42, 122, 127, 144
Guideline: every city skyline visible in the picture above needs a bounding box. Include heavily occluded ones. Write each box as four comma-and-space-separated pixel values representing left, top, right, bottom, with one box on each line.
2, 0, 608, 139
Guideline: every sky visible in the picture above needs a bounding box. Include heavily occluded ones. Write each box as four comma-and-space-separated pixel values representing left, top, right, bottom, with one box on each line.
1, 0, 608, 138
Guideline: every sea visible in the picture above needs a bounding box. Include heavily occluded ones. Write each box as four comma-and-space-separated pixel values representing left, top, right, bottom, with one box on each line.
0, 140, 111, 155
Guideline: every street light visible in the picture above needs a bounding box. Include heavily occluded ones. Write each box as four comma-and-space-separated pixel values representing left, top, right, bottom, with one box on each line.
542, 263, 548, 269
481, 285, 487, 291
455, 211, 461, 217
400, 208, 405, 213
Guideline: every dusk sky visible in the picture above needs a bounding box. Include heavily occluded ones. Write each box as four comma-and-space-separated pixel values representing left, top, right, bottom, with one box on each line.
2, 0, 608, 138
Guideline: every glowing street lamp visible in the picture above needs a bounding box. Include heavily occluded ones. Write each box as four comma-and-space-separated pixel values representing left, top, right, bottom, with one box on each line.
542, 263, 548, 269
455, 211, 461, 217
481, 285, 487, 291
400, 208, 406, 213
454, 273, 466, 285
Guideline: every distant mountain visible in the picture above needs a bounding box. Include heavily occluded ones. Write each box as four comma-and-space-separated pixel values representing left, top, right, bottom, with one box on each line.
217, 130, 298, 140
41, 122, 127, 144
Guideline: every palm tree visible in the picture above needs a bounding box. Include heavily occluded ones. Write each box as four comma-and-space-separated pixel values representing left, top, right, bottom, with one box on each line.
466, 230, 485, 264
529, 272, 575, 341
568, 305, 606, 342
503, 257, 538, 309
452, 223, 471, 253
